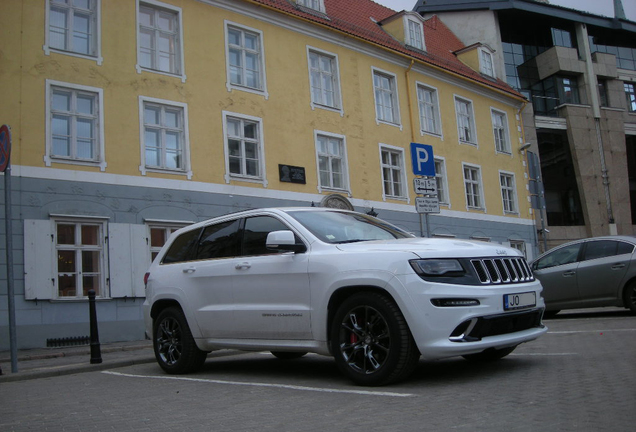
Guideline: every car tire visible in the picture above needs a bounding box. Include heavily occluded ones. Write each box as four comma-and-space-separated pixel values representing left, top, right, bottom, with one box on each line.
330, 292, 420, 386
153, 307, 207, 374
271, 351, 308, 360
624, 281, 636, 314
462, 345, 517, 362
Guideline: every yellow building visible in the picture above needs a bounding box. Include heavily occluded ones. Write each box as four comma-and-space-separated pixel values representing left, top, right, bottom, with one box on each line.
0, 0, 535, 348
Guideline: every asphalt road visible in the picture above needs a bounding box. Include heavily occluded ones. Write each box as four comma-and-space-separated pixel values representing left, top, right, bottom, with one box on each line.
1, 308, 634, 431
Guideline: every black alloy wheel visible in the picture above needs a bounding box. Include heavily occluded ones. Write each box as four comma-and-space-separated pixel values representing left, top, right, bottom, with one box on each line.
153, 307, 207, 374
331, 292, 420, 386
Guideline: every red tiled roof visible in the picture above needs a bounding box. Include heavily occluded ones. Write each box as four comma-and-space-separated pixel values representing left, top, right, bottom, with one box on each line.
249, 0, 524, 99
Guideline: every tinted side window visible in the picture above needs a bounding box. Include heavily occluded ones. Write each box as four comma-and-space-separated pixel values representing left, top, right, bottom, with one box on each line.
195, 219, 240, 260
617, 241, 635, 255
583, 240, 618, 261
162, 228, 201, 264
242, 216, 292, 256
536, 243, 581, 270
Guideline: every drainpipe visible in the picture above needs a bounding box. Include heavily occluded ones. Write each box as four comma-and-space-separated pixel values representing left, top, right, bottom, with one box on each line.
405, 59, 417, 143
577, 23, 616, 234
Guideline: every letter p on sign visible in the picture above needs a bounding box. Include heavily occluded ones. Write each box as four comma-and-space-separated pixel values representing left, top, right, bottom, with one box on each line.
410, 143, 435, 177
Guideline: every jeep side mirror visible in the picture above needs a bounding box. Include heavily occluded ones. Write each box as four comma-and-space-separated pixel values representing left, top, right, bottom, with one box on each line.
266, 230, 307, 253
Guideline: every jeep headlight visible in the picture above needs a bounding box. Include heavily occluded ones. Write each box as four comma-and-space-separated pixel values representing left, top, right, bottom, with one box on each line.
410, 259, 465, 276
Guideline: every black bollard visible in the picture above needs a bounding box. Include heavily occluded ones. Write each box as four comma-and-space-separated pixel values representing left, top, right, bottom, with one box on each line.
88, 289, 102, 364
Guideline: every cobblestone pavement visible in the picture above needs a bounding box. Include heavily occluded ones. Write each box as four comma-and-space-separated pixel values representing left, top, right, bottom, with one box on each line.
1, 308, 635, 431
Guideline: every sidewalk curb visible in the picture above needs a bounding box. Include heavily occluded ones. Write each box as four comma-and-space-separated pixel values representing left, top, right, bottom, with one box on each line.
0, 355, 156, 383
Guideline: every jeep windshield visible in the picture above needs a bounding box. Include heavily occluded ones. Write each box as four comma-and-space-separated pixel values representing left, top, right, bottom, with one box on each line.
288, 210, 413, 244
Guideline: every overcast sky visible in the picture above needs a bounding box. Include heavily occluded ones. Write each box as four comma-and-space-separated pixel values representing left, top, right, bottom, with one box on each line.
373, 0, 636, 21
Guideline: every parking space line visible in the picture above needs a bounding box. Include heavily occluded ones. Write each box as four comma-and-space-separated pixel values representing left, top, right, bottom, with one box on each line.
548, 329, 636, 334
102, 371, 416, 397
511, 353, 577, 356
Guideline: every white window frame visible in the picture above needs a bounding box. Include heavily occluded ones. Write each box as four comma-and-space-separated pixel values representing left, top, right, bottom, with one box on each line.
499, 170, 518, 214
372, 68, 402, 128
224, 21, 268, 98
479, 47, 495, 78
491, 108, 511, 154
463, 163, 485, 211
379, 144, 409, 202
297, 0, 326, 13
53, 217, 108, 300
138, 96, 192, 179
136, 0, 185, 82
314, 130, 350, 195
416, 82, 442, 137
45, 80, 106, 171
455, 96, 477, 146
404, 16, 425, 51
222, 111, 268, 186
434, 157, 450, 206
44, 0, 102, 64
307, 46, 343, 114
508, 240, 527, 258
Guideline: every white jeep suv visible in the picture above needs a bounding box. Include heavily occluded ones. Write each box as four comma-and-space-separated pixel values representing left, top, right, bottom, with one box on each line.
143, 208, 546, 386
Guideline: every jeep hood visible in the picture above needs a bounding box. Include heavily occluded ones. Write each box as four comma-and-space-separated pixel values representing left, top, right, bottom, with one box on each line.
335, 237, 522, 259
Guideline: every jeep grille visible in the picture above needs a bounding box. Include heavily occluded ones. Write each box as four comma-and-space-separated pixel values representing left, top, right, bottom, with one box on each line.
470, 257, 534, 285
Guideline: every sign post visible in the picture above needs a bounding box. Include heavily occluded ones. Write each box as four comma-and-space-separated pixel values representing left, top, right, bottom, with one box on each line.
410, 143, 438, 237
1, 124, 17, 373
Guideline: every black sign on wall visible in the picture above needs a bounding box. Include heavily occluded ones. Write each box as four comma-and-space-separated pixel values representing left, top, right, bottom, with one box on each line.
279, 164, 306, 184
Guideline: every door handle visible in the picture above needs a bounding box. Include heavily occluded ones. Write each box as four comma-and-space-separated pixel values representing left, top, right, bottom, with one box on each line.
562, 270, 576, 277
182, 267, 196, 274
611, 264, 626, 270
235, 262, 251, 270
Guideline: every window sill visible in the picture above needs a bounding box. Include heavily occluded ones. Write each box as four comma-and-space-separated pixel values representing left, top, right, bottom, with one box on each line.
141, 166, 193, 180
311, 102, 343, 116
375, 119, 403, 131
45, 156, 107, 172
137, 65, 186, 83
226, 83, 269, 99
43, 46, 103, 65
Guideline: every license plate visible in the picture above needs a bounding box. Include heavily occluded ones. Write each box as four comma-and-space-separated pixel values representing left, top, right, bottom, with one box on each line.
504, 292, 536, 311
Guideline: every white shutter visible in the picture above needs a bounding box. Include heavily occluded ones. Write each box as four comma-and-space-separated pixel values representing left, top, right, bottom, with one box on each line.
108, 223, 150, 298
24, 219, 55, 300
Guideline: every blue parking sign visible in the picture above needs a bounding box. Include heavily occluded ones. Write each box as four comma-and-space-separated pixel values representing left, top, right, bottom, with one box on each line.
410, 143, 435, 177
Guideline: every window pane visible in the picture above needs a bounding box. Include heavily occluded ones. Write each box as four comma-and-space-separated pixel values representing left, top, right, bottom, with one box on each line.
52, 115, 70, 136
81, 225, 99, 245
242, 216, 289, 256
244, 122, 256, 139
145, 106, 160, 125
196, 220, 239, 260
76, 95, 93, 115
82, 250, 100, 272
144, 129, 159, 147
165, 110, 179, 128
58, 250, 76, 272
58, 275, 77, 297
53, 92, 71, 111
163, 228, 201, 264
57, 224, 75, 245
50, 8, 68, 50
150, 228, 166, 248
76, 118, 93, 139
164, 131, 178, 151
82, 275, 99, 296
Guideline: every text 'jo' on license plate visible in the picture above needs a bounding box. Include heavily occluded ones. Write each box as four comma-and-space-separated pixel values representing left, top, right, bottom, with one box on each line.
504, 292, 536, 310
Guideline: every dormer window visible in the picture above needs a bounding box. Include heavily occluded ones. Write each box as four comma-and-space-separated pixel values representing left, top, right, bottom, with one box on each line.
405, 17, 424, 50
479, 47, 495, 78
297, 0, 326, 14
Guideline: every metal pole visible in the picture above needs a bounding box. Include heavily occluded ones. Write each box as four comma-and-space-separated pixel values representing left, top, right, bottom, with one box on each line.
88, 289, 102, 364
5, 163, 18, 373
425, 213, 430, 238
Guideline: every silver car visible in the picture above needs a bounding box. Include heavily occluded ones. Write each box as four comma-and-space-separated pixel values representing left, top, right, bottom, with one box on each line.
530, 236, 636, 316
